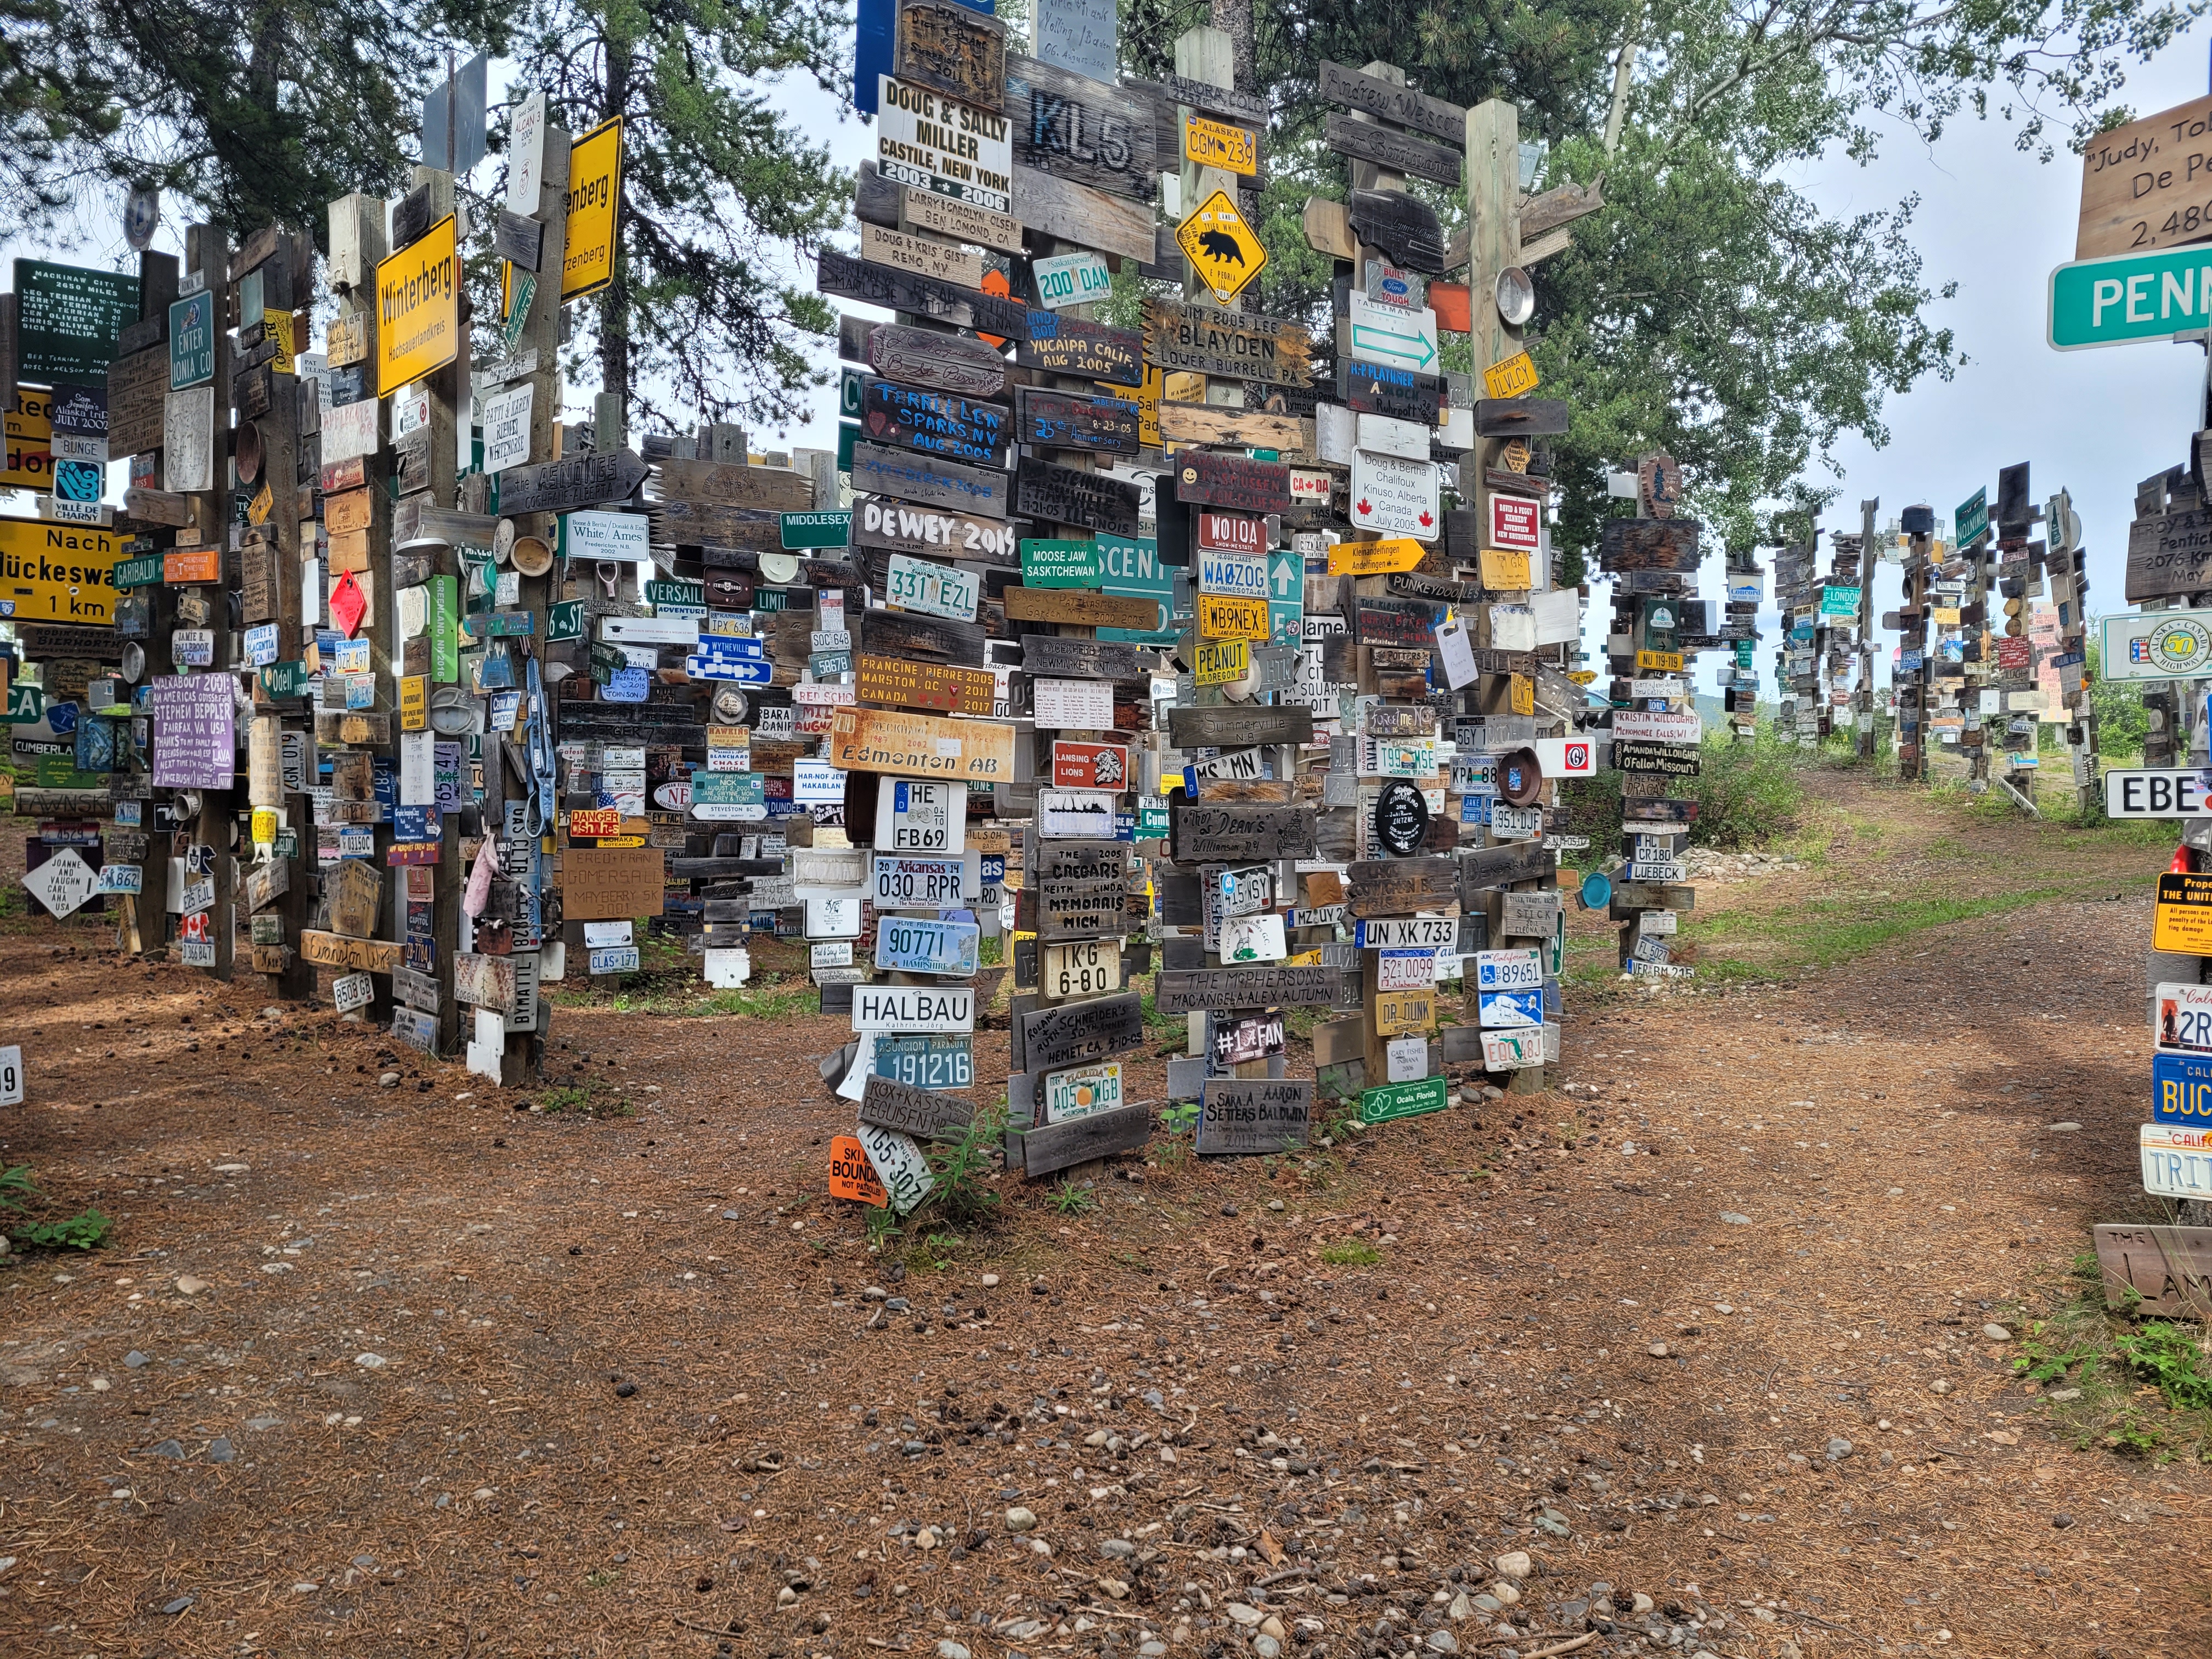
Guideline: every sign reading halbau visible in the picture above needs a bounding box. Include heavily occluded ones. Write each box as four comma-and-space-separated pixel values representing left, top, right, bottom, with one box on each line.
2049, 245, 2212, 349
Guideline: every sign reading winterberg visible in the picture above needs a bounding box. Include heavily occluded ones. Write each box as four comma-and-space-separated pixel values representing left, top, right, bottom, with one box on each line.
563, 116, 625, 301
2049, 244, 2212, 349
877, 75, 1013, 215
376, 215, 461, 390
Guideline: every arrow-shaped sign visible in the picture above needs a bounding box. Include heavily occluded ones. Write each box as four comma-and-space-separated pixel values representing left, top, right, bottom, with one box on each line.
1271, 555, 1299, 595
1346, 292, 1438, 370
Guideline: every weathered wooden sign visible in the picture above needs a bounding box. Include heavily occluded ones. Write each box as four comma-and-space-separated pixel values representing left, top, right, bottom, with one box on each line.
1346, 855, 1459, 917
1474, 397, 1571, 437
859, 1073, 976, 1142
895, 0, 1006, 107
851, 318, 1012, 400
1355, 595, 1441, 648
1343, 359, 1445, 422
1318, 60, 1466, 141
1010, 1100, 1150, 1177
830, 706, 1014, 780
1144, 298, 1314, 387
1347, 188, 1447, 271
1154, 964, 1343, 1014
1017, 991, 1143, 1071
1324, 112, 1460, 185
1014, 455, 1143, 535
1176, 450, 1291, 514
2090, 1222, 2212, 1315
1035, 873, 1126, 940
1005, 54, 1158, 200
860, 376, 1011, 467
853, 494, 1017, 563
2126, 507, 2212, 602
1001, 585, 1158, 629
819, 249, 1035, 341
1158, 400, 1306, 452
1013, 165, 1157, 265
1020, 633, 1149, 680
850, 440, 1011, 520
1015, 386, 1142, 454
1166, 704, 1314, 749
1195, 1078, 1312, 1155
498, 448, 650, 514
861, 220, 984, 289
1016, 313, 1145, 386
855, 161, 1027, 255
1598, 517, 1703, 572
1459, 838, 1556, 891
1612, 738, 1701, 776
1171, 803, 1317, 861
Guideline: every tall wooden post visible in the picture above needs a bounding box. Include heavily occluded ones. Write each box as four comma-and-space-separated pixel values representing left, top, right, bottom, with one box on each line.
184, 223, 235, 982
1855, 498, 1878, 760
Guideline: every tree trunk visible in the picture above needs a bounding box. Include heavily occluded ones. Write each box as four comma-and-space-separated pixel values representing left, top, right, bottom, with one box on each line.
1210, 0, 1254, 97
598, 43, 633, 422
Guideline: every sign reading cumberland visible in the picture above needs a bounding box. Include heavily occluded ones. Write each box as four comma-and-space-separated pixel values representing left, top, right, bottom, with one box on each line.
376, 214, 460, 391
0, 517, 123, 624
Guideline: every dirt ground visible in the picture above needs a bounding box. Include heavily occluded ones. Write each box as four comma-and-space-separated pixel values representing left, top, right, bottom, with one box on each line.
1, 768, 2205, 1659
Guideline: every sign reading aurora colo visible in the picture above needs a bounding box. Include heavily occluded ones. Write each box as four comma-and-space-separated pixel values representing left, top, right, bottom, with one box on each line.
2049, 245, 2212, 349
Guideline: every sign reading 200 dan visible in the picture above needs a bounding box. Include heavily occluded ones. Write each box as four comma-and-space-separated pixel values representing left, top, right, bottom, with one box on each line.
376, 214, 460, 391
877, 76, 1012, 215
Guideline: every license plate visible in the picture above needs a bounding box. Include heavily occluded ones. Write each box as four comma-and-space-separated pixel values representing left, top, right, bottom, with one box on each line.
876, 914, 980, 976
1375, 947, 1436, 990
871, 853, 974, 906
1490, 805, 1543, 837
2142, 1123, 2212, 1199
873, 1034, 974, 1091
885, 554, 980, 622
1482, 1029, 1544, 1070
1042, 940, 1120, 997
1477, 988, 1544, 1028
884, 778, 966, 853
1357, 916, 1455, 950
1217, 864, 1272, 915
1043, 1060, 1124, 1124
1475, 947, 1544, 991
2155, 982, 2212, 1053
590, 945, 641, 974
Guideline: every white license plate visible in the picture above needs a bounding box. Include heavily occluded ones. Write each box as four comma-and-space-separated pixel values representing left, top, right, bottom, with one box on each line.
1043, 940, 1120, 997
2143, 1124, 2212, 1199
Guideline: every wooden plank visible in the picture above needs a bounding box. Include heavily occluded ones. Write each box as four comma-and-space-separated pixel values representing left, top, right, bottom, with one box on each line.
1019, 634, 1150, 680
107, 346, 168, 458
650, 500, 786, 549
861, 221, 985, 289
1195, 1078, 1312, 1155
1144, 297, 1314, 387
817, 248, 1036, 341
1347, 188, 1447, 272
829, 705, 1014, 779
863, 320, 1012, 401
853, 494, 1019, 563
1014, 455, 1142, 535
1011, 1100, 1152, 1179
2078, 96, 2212, 258
498, 448, 650, 514
1006, 54, 1159, 201
1170, 802, 1317, 861
1175, 450, 1291, 514
851, 439, 1012, 518
1609, 880, 1694, 912
1016, 312, 1146, 387
1303, 194, 1356, 259
1598, 517, 1703, 573
1034, 874, 1127, 941
1154, 965, 1344, 1014
1001, 585, 1158, 629
1473, 397, 1570, 437
1018, 991, 1144, 1071
1015, 386, 1142, 455
1157, 400, 1306, 452
122, 486, 192, 527
859, 1073, 976, 1141
1323, 112, 1460, 186
1342, 359, 1446, 421
494, 210, 544, 272
2091, 1222, 2212, 1315
1123, 70, 1267, 127
300, 930, 405, 973
896, 0, 1006, 106
860, 375, 1012, 468
1355, 596, 1440, 647
1165, 704, 1313, 748
1317, 60, 1466, 143
1346, 855, 1459, 917
855, 162, 1026, 254
1458, 840, 1556, 890
2126, 507, 2212, 602
1012, 165, 1156, 266
857, 653, 997, 714
1518, 179, 1605, 241
857, 606, 991, 665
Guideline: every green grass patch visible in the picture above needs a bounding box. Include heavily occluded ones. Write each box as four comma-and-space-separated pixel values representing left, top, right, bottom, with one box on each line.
2016, 1252, 2212, 1462
1319, 1240, 1381, 1267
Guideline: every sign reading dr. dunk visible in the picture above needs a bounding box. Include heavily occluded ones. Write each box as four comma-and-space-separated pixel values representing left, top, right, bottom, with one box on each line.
2050, 246, 2212, 349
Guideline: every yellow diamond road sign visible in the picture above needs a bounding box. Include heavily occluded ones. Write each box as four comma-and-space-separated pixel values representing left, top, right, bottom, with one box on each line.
1176, 189, 1266, 304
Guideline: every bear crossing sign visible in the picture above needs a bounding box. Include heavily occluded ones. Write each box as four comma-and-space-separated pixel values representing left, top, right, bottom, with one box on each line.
1176, 189, 1267, 304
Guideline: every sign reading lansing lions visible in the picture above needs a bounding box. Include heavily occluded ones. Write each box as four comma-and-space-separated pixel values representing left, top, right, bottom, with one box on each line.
563, 116, 624, 301
376, 214, 461, 391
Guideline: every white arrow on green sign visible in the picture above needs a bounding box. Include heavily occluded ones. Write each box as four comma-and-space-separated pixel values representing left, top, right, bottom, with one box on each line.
2049, 245, 2212, 349
1346, 291, 1437, 370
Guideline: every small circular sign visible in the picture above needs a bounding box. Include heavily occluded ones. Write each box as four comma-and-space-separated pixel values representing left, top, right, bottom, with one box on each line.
234, 420, 263, 485
1373, 778, 1430, 856
1495, 265, 1536, 326
493, 517, 516, 565
711, 686, 749, 725
1579, 868, 1612, 910
1181, 466, 1198, 486
511, 534, 554, 577
2146, 616, 2212, 675
760, 552, 801, 585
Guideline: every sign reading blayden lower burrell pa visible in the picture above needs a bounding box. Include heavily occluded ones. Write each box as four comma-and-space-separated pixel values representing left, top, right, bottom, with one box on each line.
377, 214, 460, 391
1195, 1078, 1312, 1155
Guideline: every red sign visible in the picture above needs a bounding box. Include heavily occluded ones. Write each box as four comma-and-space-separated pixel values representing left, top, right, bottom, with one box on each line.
828, 1134, 888, 1206
1488, 494, 1542, 552
570, 807, 623, 839
386, 841, 441, 865
1995, 636, 2033, 670
1197, 510, 1266, 553
1053, 740, 1131, 790
178, 912, 210, 943
165, 548, 220, 584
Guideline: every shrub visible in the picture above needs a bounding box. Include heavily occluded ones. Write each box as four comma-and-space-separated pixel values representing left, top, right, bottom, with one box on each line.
1, 1165, 112, 1251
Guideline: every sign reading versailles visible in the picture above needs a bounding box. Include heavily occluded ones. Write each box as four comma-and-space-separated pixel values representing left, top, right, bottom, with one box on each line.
564, 116, 625, 301
376, 214, 461, 391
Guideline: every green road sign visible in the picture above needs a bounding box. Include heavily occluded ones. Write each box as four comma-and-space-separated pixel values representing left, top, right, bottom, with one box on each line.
781, 510, 852, 550
1956, 487, 1988, 548
2049, 246, 2212, 349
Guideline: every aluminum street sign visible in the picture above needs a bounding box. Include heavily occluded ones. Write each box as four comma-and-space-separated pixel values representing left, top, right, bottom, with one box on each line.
2049, 245, 2212, 349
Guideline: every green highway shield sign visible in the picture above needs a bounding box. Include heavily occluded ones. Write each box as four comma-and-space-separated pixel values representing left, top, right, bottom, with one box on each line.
2049, 246, 2212, 349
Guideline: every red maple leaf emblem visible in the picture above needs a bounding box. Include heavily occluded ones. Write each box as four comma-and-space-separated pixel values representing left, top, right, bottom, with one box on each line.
1356, 498, 1372, 516
1418, 510, 1434, 528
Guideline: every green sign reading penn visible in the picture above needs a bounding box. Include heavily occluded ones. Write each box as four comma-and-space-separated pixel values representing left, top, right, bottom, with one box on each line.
2049, 246, 2212, 349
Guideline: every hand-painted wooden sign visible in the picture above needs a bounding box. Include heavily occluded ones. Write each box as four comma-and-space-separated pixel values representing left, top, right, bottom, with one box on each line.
1324, 112, 1460, 185
830, 706, 1014, 780
1020, 633, 1150, 680
1015, 313, 1145, 386
895, 0, 1006, 106
1016, 386, 1142, 454
1155, 964, 1344, 1014
859, 1072, 976, 1142
860, 375, 1011, 466
1342, 359, 1446, 422
1144, 298, 1314, 387
1171, 802, 1317, 861
819, 249, 1034, 340
861, 220, 984, 289
1005, 54, 1158, 200
1346, 855, 1458, 917
1346, 188, 1447, 272
851, 439, 1011, 519
1165, 704, 1314, 748
1599, 517, 1703, 572
498, 448, 649, 515
1177, 450, 1291, 514
861, 319, 1013, 400
1318, 60, 1467, 141
854, 494, 1017, 562
1017, 991, 1143, 1071
1001, 586, 1160, 628
1195, 1079, 1311, 1155
857, 653, 997, 715
1009, 1100, 1150, 1178
1014, 455, 1143, 535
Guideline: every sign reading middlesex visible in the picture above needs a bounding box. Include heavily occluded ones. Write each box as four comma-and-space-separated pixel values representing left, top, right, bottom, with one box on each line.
376, 214, 460, 390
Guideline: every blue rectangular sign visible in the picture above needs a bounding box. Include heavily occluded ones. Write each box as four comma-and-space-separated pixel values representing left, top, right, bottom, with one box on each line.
2154, 1051, 2212, 1126
874, 913, 980, 975
872, 1033, 975, 1090
1476, 988, 1544, 1029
